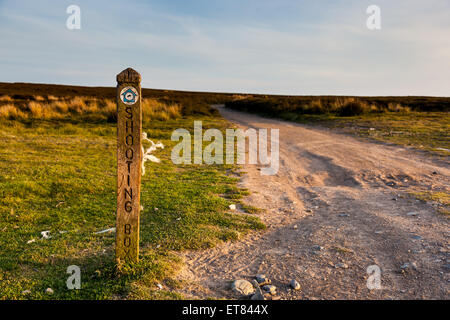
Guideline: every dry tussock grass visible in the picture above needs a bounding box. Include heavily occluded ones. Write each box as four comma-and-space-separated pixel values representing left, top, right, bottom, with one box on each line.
142, 99, 181, 121
226, 96, 416, 117
0, 103, 27, 119
0, 96, 182, 122
387, 102, 411, 113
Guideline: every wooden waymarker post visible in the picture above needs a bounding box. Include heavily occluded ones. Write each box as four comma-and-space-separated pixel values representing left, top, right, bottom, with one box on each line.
116, 68, 142, 264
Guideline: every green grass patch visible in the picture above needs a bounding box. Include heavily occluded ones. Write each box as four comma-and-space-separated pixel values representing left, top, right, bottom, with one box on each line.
243, 111, 449, 156
306, 112, 449, 156
239, 203, 263, 215
0, 117, 264, 300
410, 191, 450, 216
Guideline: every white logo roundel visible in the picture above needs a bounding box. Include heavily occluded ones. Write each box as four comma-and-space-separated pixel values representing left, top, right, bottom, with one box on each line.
120, 87, 139, 105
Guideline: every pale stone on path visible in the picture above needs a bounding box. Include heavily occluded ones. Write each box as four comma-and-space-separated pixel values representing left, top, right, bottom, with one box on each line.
231, 279, 254, 296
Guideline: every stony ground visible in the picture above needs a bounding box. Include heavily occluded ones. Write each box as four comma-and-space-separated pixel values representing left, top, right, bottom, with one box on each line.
176, 106, 449, 300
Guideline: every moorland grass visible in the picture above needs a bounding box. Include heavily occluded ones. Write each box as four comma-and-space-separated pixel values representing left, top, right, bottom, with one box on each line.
287, 112, 450, 156
0, 97, 182, 123
0, 116, 264, 299
225, 95, 450, 115
410, 191, 450, 216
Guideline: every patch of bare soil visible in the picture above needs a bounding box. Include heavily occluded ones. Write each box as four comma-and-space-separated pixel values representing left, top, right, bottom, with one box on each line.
176, 106, 449, 300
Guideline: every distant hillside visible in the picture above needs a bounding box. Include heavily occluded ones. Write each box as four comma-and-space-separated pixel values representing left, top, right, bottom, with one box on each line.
0, 82, 234, 117
225, 95, 450, 117
1, 82, 449, 118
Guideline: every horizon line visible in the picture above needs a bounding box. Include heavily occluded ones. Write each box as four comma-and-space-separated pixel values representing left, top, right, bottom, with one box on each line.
1, 81, 449, 99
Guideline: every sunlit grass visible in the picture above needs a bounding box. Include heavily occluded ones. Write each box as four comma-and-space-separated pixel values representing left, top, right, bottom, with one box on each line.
0, 117, 264, 300
411, 191, 450, 216
315, 112, 450, 156
0, 96, 182, 123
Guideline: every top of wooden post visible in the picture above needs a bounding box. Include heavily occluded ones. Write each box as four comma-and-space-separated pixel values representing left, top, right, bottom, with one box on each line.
116, 68, 141, 84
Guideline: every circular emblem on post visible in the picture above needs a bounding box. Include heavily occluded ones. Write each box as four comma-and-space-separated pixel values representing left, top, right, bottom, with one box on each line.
120, 87, 139, 105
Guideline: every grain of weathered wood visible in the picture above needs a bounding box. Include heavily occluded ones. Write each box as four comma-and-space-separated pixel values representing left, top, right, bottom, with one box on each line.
117, 67, 142, 83
116, 67, 142, 264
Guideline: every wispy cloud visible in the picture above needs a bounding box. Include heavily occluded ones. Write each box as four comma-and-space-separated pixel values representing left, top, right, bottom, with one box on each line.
0, 0, 448, 95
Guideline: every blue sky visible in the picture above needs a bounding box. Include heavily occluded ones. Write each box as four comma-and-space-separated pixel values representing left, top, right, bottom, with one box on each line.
0, 0, 449, 95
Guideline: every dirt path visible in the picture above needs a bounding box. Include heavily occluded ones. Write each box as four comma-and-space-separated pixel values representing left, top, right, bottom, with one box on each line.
176, 106, 449, 300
